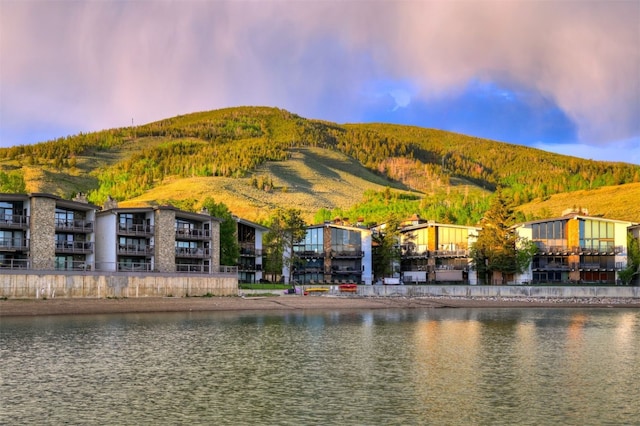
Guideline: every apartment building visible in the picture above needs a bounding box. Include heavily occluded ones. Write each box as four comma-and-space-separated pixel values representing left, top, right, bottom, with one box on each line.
235, 216, 268, 283
514, 209, 636, 284
0, 193, 98, 270
95, 205, 220, 273
287, 222, 373, 285
399, 220, 480, 284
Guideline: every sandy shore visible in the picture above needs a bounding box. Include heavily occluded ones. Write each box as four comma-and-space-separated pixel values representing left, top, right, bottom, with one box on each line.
1, 295, 639, 317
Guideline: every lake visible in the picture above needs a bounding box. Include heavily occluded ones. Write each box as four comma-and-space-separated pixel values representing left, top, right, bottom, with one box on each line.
1, 308, 638, 425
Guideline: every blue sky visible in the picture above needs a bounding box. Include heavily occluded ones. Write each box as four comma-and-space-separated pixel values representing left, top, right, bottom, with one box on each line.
1, 1, 639, 164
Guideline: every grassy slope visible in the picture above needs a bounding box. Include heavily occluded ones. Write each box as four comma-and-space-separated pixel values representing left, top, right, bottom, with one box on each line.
118, 147, 422, 222
517, 182, 640, 222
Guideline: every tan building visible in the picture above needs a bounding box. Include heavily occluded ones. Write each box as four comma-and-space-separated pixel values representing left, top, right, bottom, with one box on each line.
400, 220, 480, 284
515, 209, 637, 284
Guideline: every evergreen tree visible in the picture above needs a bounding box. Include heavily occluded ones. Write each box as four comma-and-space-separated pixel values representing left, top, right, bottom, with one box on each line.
201, 197, 240, 266
619, 232, 640, 286
264, 208, 307, 286
471, 189, 536, 284
372, 215, 402, 282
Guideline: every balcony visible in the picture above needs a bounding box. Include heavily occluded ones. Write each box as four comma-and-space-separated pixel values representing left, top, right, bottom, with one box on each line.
330, 265, 362, 275
296, 249, 325, 258
0, 238, 29, 251
118, 223, 154, 237
240, 246, 263, 256
56, 241, 94, 254
331, 249, 363, 258
402, 249, 429, 258
175, 247, 211, 258
176, 263, 209, 273
56, 260, 92, 271
571, 262, 623, 271
432, 249, 469, 258
533, 263, 571, 272
117, 262, 152, 272
175, 228, 210, 240
0, 215, 29, 229
118, 244, 154, 256
0, 259, 29, 269
55, 219, 93, 233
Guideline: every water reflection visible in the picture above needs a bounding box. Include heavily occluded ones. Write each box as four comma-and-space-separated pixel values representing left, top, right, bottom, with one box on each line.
1, 308, 639, 425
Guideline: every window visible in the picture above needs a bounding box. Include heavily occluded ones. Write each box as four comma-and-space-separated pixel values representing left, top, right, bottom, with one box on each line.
437, 227, 469, 250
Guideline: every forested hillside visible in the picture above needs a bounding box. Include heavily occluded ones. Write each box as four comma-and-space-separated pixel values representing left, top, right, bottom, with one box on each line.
1, 106, 638, 224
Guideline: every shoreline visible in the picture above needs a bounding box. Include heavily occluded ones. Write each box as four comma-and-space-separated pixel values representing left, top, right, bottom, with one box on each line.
1, 295, 639, 317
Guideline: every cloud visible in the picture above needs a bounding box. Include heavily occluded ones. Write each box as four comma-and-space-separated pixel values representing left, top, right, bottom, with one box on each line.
0, 1, 638, 163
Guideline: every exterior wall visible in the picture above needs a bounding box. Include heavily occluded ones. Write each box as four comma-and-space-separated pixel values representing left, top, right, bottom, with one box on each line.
323, 226, 332, 282
361, 229, 373, 285
0, 272, 238, 298
155, 209, 176, 273
294, 284, 640, 299
255, 228, 264, 282
211, 220, 220, 272
427, 226, 436, 251
95, 212, 117, 271
29, 196, 56, 269
567, 218, 581, 281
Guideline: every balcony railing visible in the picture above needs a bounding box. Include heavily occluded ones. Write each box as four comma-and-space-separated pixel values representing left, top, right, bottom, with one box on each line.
0, 215, 29, 229
240, 247, 263, 256
296, 249, 325, 258
55, 241, 94, 254
571, 262, 624, 271
55, 220, 93, 233
118, 244, 154, 255
0, 238, 29, 251
0, 259, 30, 269
536, 245, 624, 255
331, 249, 364, 258
56, 261, 92, 271
432, 249, 469, 258
118, 224, 154, 236
175, 247, 211, 258
175, 228, 211, 239
118, 262, 153, 272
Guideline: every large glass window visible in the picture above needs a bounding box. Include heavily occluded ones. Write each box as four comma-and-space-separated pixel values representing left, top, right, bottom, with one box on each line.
403, 229, 428, 254
531, 220, 566, 250
437, 227, 469, 250
55, 208, 75, 225
580, 220, 614, 251
295, 228, 323, 254
331, 228, 361, 253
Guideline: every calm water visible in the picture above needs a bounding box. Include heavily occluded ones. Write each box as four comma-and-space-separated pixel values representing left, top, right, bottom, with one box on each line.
1, 308, 639, 425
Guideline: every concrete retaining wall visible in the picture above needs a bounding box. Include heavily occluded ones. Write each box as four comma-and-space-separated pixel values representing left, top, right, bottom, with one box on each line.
0, 272, 238, 299
298, 285, 640, 299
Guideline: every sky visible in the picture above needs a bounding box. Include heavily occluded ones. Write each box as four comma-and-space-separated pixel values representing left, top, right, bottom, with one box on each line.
1, 1, 639, 164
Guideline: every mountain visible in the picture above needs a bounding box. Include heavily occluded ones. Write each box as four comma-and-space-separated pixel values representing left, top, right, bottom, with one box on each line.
1, 106, 639, 224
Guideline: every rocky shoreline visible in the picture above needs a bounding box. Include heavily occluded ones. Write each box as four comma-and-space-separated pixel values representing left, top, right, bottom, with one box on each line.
1, 294, 639, 317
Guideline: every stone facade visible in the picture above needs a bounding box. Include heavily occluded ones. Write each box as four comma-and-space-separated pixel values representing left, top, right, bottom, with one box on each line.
29, 196, 56, 269
211, 220, 220, 272
154, 209, 176, 273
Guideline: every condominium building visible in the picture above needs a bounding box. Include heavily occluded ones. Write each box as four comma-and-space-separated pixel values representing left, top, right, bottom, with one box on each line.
95, 205, 220, 273
287, 222, 373, 285
514, 209, 636, 284
399, 220, 480, 284
0, 193, 98, 270
235, 216, 268, 283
